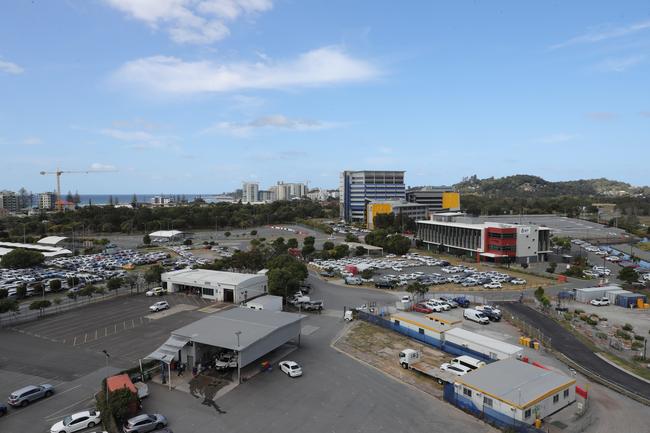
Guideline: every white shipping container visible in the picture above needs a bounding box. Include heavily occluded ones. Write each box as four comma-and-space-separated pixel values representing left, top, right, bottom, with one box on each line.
442, 327, 522, 360
575, 286, 621, 303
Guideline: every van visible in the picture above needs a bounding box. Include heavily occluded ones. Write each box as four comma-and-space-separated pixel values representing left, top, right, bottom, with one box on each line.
344, 277, 363, 285
463, 308, 489, 324
451, 355, 486, 370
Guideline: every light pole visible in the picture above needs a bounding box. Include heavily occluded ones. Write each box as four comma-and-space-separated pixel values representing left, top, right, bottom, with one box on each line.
102, 350, 110, 406
235, 331, 242, 384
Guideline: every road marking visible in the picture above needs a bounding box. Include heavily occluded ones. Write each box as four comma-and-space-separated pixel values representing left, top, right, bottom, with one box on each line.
84, 333, 88, 343
105, 327, 107, 337
115, 323, 117, 333
131, 318, 135, 328
95, 329, 98, 340
73, 336, 77, 346
44, 395, 94, 420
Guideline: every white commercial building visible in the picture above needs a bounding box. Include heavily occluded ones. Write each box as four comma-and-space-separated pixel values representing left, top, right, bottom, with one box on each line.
38, 192, 57, 210
453, 358, 576, 426
0, 241, 71, 258
162, 269, 268, 303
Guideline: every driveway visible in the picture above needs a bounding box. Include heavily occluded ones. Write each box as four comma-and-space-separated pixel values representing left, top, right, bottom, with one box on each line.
501, 302, 650, 401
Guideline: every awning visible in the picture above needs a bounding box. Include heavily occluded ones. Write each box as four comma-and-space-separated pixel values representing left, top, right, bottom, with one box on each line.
145, 335, 190, 363
479, 252, 509, 258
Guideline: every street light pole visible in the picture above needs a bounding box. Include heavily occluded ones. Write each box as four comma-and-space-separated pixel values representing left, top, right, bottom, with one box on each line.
235, 331, 242, 384
102, 350, 110, 406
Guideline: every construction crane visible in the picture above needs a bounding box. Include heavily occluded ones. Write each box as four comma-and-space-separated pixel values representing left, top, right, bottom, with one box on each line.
40, 167, 115, 211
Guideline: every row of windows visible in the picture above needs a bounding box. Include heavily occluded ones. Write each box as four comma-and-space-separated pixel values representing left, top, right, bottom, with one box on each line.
487, 244, 516, 252
488, 232, 516, 239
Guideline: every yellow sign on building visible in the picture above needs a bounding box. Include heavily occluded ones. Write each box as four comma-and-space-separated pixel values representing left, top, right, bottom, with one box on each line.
442, 192, 460, 210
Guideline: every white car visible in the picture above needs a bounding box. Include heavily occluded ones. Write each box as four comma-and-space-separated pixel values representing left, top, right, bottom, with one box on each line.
483, 282, 502, 289
279, 360, 303, 377
423, 301, 444, 312
510, 278, 526, 285
145, 287, 165, 296
590, 297, 610, 306
595, 250, 607, 256
149, 301, 170, 312
440, 363, 471, 376
50, 410, 101, 433
605, 256, 620, 262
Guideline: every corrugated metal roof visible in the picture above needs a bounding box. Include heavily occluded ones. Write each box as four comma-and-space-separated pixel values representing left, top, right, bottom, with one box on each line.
456, 358, 575, 408
149, 230, 184, 237
37, 236, 68, 245
162, 269, 266, 286
172, 307, 304, 351
444, 328, 522, 356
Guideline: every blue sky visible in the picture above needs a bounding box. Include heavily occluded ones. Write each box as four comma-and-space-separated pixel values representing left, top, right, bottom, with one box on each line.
1, 1, 649, 194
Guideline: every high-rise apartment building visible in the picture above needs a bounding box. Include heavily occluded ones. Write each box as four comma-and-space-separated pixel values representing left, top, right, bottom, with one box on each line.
0, 190, 20, 213
242, 182, 259, 203
38, 192, 57, 210
339, 170, 406, 223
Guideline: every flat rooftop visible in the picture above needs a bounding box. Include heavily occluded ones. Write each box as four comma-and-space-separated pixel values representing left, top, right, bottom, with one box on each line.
456, 358, 575, 409
173, 307, 304, 350
162, 269, 266, 286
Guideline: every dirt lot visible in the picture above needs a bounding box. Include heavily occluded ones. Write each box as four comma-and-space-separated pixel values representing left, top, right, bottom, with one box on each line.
334, 321, 453, 397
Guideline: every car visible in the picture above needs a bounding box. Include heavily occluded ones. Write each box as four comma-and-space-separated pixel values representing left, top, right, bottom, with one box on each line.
440, 362, 471, 376
483, 282, 502, 289
605, 256, 621, 262
413, 303, 433, 314
590, 297, 610, 306
452, 297, 470, 308
279, 360, 303, 377
123, 413, 168, 433
145, 287, 165, 296
149, 301, 170, 312
50, 410, 101, 433
439, 297, 458, 308
0, 403, 6, 417
8, 384, 54, 407
423, 300, 444, 312
510, 278, 526, 285
374, 280, 395, 289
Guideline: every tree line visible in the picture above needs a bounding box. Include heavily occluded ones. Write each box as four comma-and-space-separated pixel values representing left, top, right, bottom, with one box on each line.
0, 200, 337, 239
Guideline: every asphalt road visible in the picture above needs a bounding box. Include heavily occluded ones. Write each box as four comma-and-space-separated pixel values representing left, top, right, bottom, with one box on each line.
501, 302, 650, 401
142, 313, 496, 433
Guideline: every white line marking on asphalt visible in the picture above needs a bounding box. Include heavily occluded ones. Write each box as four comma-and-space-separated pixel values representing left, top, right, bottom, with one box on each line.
44, 396, 94, 420
105, 327, 107, 337
95, 329, 98, 340
84, 333, 88, 343
114, 323, 117, 333
73, 336, 77, 346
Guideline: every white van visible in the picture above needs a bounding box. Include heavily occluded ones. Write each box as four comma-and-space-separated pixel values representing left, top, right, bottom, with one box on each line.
451, 355, 486, 370
463, 308, 489, 324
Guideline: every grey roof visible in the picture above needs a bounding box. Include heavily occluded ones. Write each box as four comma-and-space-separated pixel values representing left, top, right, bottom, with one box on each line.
162, 269, 266, 286
456, 358, 575, 408
172, 307, 304, 350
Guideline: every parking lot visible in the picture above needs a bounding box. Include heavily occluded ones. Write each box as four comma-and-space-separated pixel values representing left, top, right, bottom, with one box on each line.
0, 292, 215, 433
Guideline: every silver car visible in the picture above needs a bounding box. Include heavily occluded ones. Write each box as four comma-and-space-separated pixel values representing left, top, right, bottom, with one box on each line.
123, 413, 168, 433
8, 384, 54, 407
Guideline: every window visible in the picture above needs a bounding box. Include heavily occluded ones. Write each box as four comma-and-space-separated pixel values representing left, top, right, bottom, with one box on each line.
483, 396, 493, 407
202, 287, 214, 296
553, 394, 559, 403
563, 389, 569, 398
463, 388, 472, 397
524, 409, 532, 418
419, 328, 425, 334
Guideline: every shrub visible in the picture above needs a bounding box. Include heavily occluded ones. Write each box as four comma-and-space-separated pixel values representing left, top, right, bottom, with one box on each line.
563, 312, 573, 321
622, 323, 634, 332
586, 317, 598, 326
596, 332, 607, 340
574, 308, 584, 314
616, 330, 632, 340
632, 341, 643, 350
634, 335, 645, 341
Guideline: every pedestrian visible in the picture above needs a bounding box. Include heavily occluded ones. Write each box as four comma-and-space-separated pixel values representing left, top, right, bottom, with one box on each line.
178, 363, 184, 376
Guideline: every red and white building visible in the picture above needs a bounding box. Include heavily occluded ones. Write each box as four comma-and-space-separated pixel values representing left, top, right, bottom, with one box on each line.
416, 216, 551, 263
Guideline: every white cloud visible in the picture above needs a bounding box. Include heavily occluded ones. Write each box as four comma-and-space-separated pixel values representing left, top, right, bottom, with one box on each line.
0, 59, 24, 74
99, 127, 177, 150
112, 46, 379, 94
550, 19, 650, 50
206, 114, 338, 137
597, 55, 645, 72
22, 136, 42, 145
534, 133, 579, 144
103, 0, 272, 45
90, 163, 117, 171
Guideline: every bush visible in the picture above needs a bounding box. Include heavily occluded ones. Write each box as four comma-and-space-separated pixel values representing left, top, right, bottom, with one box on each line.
546, 262, 557, 273
574, 308, 584, 314
142, 234, 151, 245
586, 317, 598, 326
596, 332, 607, 340
183, 238, 192, 246
623, 323, 634, 332
1, 248, 45, 268
616, 330, 632, 340
0, 288, 7, 299
634, 335, 646, 341
0, 299, 19, 314
632, 341, 643, 350
563, 312, 573, 321
49, 279, 62, 292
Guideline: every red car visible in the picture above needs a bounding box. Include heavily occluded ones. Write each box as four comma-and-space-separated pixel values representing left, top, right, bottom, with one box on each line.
413, 303, 433, 314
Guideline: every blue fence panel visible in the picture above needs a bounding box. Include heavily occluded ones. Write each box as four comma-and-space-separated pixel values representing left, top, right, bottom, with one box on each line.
441, 340, 494, 363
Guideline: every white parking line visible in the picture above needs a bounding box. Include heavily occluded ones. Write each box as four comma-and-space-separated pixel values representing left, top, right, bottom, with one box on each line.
43, 395, 94, 420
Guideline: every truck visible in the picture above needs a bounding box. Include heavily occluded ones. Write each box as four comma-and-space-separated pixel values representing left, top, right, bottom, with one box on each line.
398, 349, 458, 385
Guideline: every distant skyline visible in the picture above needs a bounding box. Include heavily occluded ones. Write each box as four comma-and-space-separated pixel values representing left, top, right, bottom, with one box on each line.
1, 1, 649, 193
